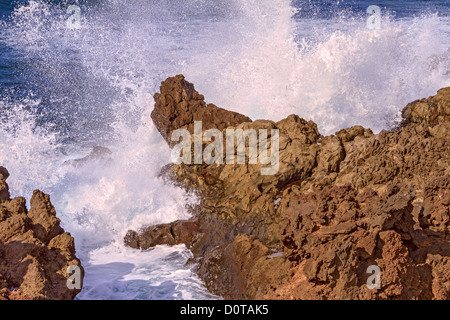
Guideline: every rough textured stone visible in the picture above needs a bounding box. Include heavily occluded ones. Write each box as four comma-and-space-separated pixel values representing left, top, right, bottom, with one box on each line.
402, 87, 450, 126
0, 167, 10, 203
124, 220, 199, 249
276, 184, 445, 300
125, 78, 450, 300
151, 74, 252, 145
0, 168, 83, 300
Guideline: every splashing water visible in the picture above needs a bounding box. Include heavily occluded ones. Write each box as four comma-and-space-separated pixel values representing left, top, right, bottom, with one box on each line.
0, 0, 448, 299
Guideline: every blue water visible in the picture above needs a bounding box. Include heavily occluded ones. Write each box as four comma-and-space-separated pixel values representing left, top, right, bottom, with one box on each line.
0, 0, 449, 300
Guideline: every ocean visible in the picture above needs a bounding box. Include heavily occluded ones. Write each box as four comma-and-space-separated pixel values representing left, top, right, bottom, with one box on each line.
0, 0, 449, 300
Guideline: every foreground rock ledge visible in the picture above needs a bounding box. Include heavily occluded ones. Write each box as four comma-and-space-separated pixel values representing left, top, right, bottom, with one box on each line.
0, 167, 83, 300
126, 75, 450, 300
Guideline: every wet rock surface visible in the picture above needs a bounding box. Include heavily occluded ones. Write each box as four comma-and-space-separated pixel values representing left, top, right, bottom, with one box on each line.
0, 167, 83, 300
124, 220, 199, 249
126, 76, 449, 300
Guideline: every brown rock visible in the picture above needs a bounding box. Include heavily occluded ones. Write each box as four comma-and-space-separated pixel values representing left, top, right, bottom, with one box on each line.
151, 74, 252, 145
28, 190, 64, 244
335, 125, 373, 142
424, 243, 450, 300
420, 176, 450, 240
124, 220, 199, 250
276, 183, 449, 299
315, 135, 345, 173
195, 234, 289, 299
401, 87, 450, 126
335, 122, 449, 192
0, 166, 10, 203
125, 77, 450, 300
0, 169, 83, 300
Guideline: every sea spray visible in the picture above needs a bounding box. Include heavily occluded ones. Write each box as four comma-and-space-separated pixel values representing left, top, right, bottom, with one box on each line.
187, 0, 450, 134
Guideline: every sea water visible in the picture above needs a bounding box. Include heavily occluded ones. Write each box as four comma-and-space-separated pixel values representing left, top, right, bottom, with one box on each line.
0, 0, 449, 300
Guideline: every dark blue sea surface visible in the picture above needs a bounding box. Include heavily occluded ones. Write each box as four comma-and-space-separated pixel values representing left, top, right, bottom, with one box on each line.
293, 0, 450, 19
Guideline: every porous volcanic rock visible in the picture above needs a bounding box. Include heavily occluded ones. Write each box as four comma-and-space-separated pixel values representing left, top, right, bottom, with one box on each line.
126, 77, 449, 300
151, 74, 252, 145
275, 183, 448, 299
0, 167, 83, 300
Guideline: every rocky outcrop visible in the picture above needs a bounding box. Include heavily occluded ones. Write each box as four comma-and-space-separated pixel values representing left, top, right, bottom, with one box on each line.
151, 74, 252, 145
275, 183, 449, 299
0, 167, 83, 300
126, 76, 449, 300
124, 220, 199, 249
402, 87, 450, 126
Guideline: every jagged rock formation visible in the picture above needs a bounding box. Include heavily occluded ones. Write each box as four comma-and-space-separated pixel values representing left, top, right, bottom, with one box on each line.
402, 87, 450, 126
125, 220, 199, 249
125, 75, 449, 300
151, 74, 252, 145
0, 167, 83, 300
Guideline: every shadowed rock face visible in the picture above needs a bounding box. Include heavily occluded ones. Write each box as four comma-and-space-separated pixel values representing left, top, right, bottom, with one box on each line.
0, 167, 83, 300
125, 75, 449, 300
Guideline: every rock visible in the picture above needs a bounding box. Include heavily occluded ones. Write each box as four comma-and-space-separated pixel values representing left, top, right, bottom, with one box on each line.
420, 176, 450, 240
125, 77, 450, 300
0, 166, 9, 180
28, 190, 64, 244
423, 243, 450, 300
0, 169, 83, 300
335, 122, 449, 192
0, 166, 10, 203
124, 220, 199, 250
195, 234, 290, 299
335, 125, 373, 142
315, 135, 345, 173
277, 184, 427, 299
276, 114, 320, 144
151, 74, 252, 145
401, 87, 450, 126
64, 146, 112, 168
